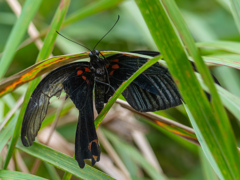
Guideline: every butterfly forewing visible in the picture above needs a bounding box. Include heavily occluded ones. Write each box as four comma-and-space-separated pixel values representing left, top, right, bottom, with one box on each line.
105, 51, 182, 111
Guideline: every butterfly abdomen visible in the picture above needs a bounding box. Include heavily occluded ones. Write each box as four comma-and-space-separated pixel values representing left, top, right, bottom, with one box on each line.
94, 66, 107, 114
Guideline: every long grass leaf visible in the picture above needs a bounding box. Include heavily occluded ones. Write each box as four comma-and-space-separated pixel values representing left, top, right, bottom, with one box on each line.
16, 142, 114, 180
229, 0, 240, 32
0, 0, 42, 79
135, 0, 240, 178
0, 170, 47, 180
3, 0, 71, 169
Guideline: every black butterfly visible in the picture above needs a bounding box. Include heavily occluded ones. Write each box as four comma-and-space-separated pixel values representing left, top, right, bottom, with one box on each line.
21, 49, 182, 168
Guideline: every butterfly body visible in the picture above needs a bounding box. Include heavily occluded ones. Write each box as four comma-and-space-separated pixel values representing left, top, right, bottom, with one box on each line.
21, 50, 183, 168
89, 50, 109, 114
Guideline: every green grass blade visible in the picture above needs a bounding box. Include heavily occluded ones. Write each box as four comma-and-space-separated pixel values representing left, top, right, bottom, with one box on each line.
0, 0, 42, 79
197, 41, 240, 54
94, 55, 162, 128
196, 73, 240, 123
0, 115, 18, 153
0, 52, 90, 97
0, 170, 48, 180
202, 56, 240, 69
3, 0, 71, 169
229, 0, 240, 32
44, 163, 61, 180
135, 0, 240, 179
0, 51, 142, 98
62, 172, 72, 180
199, 149, 218, 180
16, 142, 114, 180
182, 103, 223, 178
64, 0, 125, 26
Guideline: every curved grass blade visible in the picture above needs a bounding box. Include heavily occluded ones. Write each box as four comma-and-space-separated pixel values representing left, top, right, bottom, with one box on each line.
16, 142, 114, 180
64, 0, 125, 27
202, 56, 240, 69
0, 52, 89, 97
94, 55, 162, 128
135, 0, 240, 178
0, 115, 18, 153
200, 149, 218, 180
0, 51, 150, 98
0, 170, 47, 180
229, 0, 240, 32
0, 0, 42, 79
3, 0, 71, 169
197, 41, 240, 54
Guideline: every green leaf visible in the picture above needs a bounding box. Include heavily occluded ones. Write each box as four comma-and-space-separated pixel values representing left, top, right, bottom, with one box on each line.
200, 149, 219, 180
197, 41, 240, 54
0, 170, 48, 180
229, 0, 240, 32
94, 55, 162, 128
64, 0, 125, 26
0, 115, 18, 153
135, 0, 240, 179
16, 142, 114, 180
0, 0, 42, 79
3, 0, 71, 169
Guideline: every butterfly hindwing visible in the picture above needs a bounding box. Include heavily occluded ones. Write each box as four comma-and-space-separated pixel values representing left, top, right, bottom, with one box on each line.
62, 63, 100, 168
21, 62, 88, 146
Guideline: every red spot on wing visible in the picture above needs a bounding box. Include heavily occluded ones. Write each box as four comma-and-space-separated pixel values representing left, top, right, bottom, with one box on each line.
82, 76, 86, 80
112, 64, 119, 69
77, 70, 83, 75
105, 64, 109, 68
111, 59, 119, 62
109, 71, 114, 76
84, 67, 91, 72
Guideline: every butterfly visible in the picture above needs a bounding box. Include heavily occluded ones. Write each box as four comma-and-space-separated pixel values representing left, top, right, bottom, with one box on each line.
21, 49, 182, 168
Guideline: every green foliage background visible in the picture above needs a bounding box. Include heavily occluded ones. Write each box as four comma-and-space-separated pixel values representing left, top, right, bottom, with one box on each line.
0, 0, 240, 179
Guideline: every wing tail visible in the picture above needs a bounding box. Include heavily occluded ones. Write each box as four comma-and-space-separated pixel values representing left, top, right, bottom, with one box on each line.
75, 100, 100, 168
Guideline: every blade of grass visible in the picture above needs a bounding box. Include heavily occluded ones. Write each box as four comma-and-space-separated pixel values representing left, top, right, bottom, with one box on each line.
202, 56, 240, 69
94, 55, 163, 128
0, 115, 18, 153
197, 41, 240, 54
183, 104, 222, 178
0, 170, 47, 180
135, 0, 240, 179
195, 73, 240, 123
0, 51, 141, 98
3, 0, 71, 169
199, 149, 219, 180
62, 172, 72, 180
229, 0, 240, 32
44, 163, 61, 180
0, 0, 42, 79
64, 0, 125, 27
16, 142, 114, 180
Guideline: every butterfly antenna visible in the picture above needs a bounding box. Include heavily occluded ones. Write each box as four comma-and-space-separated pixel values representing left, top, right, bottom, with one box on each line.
56, 31, 92, 51
93, 15, 120, 50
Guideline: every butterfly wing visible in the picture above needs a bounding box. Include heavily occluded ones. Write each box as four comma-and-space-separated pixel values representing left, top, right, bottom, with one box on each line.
105, 51, 182, 112
21, 62, 89, 146
62, 65, 100, 168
